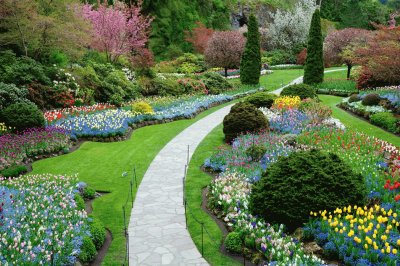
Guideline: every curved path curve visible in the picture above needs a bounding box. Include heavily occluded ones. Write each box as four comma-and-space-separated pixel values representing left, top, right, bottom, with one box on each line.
128, 68, 346, 265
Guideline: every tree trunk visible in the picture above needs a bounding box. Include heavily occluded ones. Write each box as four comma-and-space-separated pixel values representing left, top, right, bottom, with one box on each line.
225, 67, 228, 78
347, 64, 352, 80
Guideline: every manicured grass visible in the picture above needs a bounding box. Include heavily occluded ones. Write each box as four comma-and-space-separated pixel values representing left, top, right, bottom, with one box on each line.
30, 100, 235, 266
323, 68, 348, 79
319, 95, 400, 147
185, 124, 241, 266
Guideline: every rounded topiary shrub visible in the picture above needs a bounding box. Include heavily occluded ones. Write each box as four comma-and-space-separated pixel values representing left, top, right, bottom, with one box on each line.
223, 102, 268, 143
0, 103, 45, 132
89, 216, 106, 250
79, 236, 97, 262
245, 92, 277, 108
362, 93, 381, 106
201, 72, 231, 95
280, 84, 317, 100
348, 94, 360, 103
225, 232, 242, 254
249, 149, 366, 232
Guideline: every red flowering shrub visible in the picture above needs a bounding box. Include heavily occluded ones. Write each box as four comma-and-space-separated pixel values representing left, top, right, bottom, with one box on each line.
296, 48, 307, 65
177, 78, 208, 94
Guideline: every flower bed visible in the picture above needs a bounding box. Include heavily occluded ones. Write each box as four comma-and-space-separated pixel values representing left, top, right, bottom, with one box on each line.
0, 174, 89, 265
0, 127, 71, 171
269, 64, 303, 70
205, 102, 400, 265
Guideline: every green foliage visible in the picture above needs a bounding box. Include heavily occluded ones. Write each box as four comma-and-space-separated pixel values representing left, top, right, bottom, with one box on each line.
89, 216, 106, 250
361, 93, 381, 106
0, 103, 45, 132
83, 187, 96, 200
245, 92, 277, 108
224, 232, 242, 254
153, 77, 183, 96
0, 51, 52, 86
240, 14, 261, 85
349, 94, 361, 103
201, 72, 231, 94
370, 112, 399, 133
0, 165, 28, 178
0, 82, 31, 109
223, 102, 268, 143
131, 101, 154, 114
79, 236, 97, 263
74, 194, 86, 211
280, 84, 317, 100
303, 9, 324, 85
48, 50, 69, 67
262, 50, 297, 65
245, 144, 267, 162
249, 149, 366, 231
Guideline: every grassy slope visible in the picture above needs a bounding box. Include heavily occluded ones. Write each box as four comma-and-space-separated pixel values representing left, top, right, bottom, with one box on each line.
30, 101, 235, 265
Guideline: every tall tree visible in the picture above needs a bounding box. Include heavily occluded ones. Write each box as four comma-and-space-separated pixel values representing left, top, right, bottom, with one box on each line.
204, 31, 245, 77
303, 9, 324, 84
82, 0, 153, 63
185, 22, 214, 54
240, 14, 261, 85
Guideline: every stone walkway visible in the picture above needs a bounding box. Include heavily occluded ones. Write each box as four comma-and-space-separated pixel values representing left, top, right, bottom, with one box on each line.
128, 68, 346, 265
128, 104, 233, 265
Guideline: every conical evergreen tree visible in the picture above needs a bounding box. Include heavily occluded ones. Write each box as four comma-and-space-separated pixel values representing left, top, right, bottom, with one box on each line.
240, 14, 261, 85
303, 9, 324, 85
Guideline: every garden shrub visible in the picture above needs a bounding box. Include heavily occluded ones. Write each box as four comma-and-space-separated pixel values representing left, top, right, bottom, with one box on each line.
0, 103, 45, 132
224, 232, 242, 254
74, 194, 86, 211
177, 78, 207, 94
249, 149, 366, 232
245, 92, 277, 108
83, 187, 96, 200
0, 165, 28, 178
89, 216, 106, 250
223, 102, 268, 143
361, 93, 381, 106
245, 144, 267, 162
281, 84, 317, 100
137, 76, 158, 96
79, 236, 97, 262
348, 94, 360, 103
153, 77, 183, 96
370, 112, 399, 133
131, 102, 154, 114
201, 72, 231, 95
262, 49, 297, 65
0, 82, 31, 109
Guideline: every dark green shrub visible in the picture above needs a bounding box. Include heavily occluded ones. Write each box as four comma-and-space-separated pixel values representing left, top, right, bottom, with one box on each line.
0, 82, 31, 109
83, 187, 96, 200
249, 149, 366, 232
245, 92, 277, 108
74, 194, 86, 211
0, 165, 27, 178
240, 14, 261, 85
362, 93, 381, 106
262, 50, 296, 65
303, 9, 324, 84
0, 103, 45, 132
223, 102, 268, 143
281, 84, 317, 100
370, 112, 399, 133
224, 232, 242, 254
89, 216, 106, 250
245, 144, 267, 162
153, 77, 183, 96
348, 94, 360, 103
79, 236, 97, 262
201, 72, 231, 94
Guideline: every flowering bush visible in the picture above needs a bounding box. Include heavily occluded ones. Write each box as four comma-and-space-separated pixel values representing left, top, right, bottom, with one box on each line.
0, 174, 90, 265
0, 127, 70, 171
272, 96, 301, 110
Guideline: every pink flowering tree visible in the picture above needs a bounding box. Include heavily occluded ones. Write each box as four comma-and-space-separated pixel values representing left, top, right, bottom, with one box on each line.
204, 31, 246, 77
82, 0, 153, 63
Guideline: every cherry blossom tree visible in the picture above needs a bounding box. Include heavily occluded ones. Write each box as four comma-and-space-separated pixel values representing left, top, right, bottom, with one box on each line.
324, 28, 372, 79
204, 31, 245, 77
185, 21, 214, 54
82, 0, 153, 63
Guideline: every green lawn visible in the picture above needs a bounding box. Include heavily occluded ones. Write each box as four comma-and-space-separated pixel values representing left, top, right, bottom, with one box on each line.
185, 124, 240, 266
319, 95, 400, 147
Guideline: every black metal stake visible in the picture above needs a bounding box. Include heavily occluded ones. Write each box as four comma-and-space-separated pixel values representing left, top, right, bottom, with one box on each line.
130, 180, 134, 207
184, 199, 187, 229
133, 166, 138, 188
123, 206, 127, 236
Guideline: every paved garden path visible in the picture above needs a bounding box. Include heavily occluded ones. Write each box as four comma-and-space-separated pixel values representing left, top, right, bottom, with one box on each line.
128, 104, 233, 265
128, 68, 347, 265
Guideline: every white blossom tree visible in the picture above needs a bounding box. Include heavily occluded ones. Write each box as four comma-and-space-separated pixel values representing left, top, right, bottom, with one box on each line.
263, 0, 316, 50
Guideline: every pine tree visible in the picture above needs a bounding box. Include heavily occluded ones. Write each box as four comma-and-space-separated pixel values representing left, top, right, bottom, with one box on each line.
240, 14, 261, 85
303, 9, 324, 85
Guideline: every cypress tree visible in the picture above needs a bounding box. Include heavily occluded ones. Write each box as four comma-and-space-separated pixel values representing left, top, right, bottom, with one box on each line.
240, 14, 261, 85
303, 9, 324, 85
